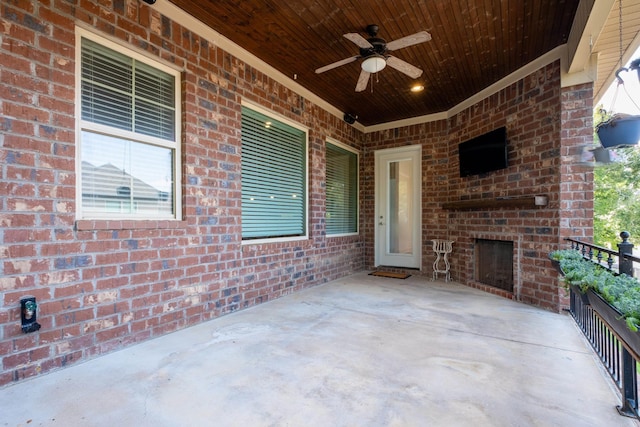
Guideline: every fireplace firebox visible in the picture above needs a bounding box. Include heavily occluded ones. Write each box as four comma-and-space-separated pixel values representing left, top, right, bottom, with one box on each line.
474, 239, 514, 292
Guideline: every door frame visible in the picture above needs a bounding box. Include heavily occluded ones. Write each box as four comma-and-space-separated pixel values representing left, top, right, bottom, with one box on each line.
374, 144, 422, 269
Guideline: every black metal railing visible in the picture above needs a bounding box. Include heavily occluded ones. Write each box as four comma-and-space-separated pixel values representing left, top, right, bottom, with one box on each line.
566, 231, 640, 276
565, 232, 639, 419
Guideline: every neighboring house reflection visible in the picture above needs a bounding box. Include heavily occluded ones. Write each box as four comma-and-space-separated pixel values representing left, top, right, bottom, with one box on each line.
81, 161, 171, 215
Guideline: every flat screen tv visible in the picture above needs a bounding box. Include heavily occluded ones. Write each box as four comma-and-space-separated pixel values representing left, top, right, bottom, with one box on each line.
458, 126, 508, 177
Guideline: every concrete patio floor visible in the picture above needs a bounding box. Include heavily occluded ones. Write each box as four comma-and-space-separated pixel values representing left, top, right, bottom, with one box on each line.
1, 272, 638, 426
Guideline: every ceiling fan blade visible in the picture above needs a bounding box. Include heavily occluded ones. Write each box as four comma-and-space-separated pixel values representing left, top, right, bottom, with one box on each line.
315, 55, 359, 74
355, 70, 370, 92
386, 31, 432, 51
386, 56, 423, 79
344, 33, 373, 49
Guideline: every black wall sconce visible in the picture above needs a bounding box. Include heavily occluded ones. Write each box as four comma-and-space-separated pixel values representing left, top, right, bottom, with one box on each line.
21, 297, 41, 333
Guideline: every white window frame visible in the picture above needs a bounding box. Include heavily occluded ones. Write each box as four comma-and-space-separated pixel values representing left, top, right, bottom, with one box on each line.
325, 138, 359, 237
240, 100, 309, 245
74, 27, 182, 221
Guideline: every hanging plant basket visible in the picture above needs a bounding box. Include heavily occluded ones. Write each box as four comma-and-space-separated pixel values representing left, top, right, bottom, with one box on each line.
596, 114, 640, 148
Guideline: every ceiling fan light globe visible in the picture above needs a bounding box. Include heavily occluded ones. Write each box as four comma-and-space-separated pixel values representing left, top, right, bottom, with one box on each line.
361, 55, 386, 73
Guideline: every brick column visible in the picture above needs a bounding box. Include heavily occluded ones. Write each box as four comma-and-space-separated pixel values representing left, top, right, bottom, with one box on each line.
559, 83, 594, 241
558, 82, 595, 307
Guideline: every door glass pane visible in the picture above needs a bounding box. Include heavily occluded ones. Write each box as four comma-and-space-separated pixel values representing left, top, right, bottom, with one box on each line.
388, 160, 413, 254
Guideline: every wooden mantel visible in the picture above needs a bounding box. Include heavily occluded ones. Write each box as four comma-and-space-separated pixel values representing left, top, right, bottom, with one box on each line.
442, 195, 548, 210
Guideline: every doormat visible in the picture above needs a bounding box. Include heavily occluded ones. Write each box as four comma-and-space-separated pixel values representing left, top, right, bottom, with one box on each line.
369, 271, 411, 279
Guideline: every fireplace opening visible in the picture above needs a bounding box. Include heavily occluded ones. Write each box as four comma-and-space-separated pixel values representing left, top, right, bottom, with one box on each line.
475, 239, 514, 292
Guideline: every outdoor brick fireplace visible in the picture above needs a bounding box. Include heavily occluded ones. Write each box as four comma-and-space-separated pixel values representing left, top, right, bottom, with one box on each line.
468, 233, 522, 301
475, 239, 514, 292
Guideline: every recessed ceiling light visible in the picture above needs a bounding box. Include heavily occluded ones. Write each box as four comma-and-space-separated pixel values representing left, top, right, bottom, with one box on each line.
411, 84, 425, 93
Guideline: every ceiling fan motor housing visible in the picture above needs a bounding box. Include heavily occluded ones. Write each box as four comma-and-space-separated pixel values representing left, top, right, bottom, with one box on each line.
365, 24, 379, 36
315, 24, 429, 92
360, 38, 387, 58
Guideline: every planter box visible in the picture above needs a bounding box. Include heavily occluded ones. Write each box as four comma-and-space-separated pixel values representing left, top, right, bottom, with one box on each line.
596, 114, 640, 148
549, 257, 563, 275
587, 289, 640, 358
549, 256, 590, 305
569, 284, 590, 305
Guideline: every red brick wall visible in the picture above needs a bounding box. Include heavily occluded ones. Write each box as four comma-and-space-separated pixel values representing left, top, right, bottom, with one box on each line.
559, 83, 595, 243
557, 83, 595, 307
363, 62, 594, 312
0, 1, 364, 385
0, 1, 594, 387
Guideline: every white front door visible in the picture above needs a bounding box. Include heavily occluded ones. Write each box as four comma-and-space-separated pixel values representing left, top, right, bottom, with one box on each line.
374, 145, 422, 269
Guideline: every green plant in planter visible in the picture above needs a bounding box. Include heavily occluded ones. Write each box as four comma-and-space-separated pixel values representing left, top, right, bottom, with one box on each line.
600, 274, 640, 332
550, 249, 584, 263
580, 267, 610, 293
550, 249, 640, 331
551, 249, 599, 292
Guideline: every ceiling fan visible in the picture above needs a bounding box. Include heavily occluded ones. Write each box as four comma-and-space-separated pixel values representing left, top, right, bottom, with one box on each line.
315, 24, 431, 92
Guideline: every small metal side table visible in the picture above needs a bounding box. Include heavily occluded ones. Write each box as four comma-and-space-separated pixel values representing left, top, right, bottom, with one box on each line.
432, 239, 454, 281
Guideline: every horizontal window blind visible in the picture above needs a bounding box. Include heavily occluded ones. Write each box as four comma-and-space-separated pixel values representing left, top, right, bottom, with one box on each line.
241, 107, 306, 239
326, 143, 358, 234
81, 38, 175, 140
134, 61, 175, 140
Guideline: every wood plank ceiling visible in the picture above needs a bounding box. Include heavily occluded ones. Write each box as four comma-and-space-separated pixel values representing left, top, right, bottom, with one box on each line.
168, 0, 581, 126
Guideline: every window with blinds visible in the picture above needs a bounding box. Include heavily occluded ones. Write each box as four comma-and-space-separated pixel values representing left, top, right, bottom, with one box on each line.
77, 33, 180, 220
326, 141, 358, 235
241, 106, 307, 240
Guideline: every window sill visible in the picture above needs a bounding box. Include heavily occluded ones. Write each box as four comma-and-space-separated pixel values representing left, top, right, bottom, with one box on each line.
327, 232, 359, 238
75, 219, 187, 231
241, 235, 309, 246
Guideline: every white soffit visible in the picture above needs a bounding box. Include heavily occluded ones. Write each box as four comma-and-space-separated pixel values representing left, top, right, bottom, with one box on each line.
590, 0, 640, 104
